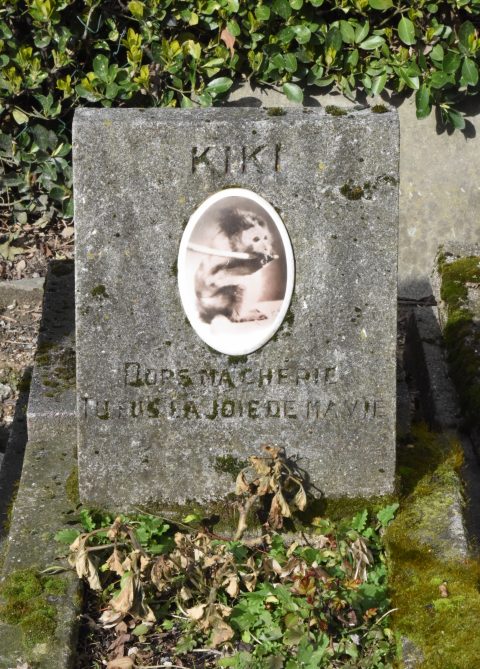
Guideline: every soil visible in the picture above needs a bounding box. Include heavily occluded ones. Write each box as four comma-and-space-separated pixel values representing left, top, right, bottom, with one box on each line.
0, 215, 73, 281
77, 591, 218, 669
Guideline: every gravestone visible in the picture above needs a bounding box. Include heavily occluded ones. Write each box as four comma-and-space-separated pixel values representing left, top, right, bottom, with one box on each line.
73, 107, 398, 510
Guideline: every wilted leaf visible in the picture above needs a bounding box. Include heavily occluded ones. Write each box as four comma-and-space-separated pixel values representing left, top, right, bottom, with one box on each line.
69, 539, 102, 591
293, 484, 307, 511
187, 603, 206, 620
106, 548, 126, 577
235, 470, 249, 495
249, 456, 271, 476
224, 573, 240, 598
108, 516, 124, 541
102, 571, 155, 626
107, 632, 131, 657
210, 620, 234, 647
220, 27, 235, 57
109, 573, 136, 615
263, 445, 282, 459
106, 658, 134, 669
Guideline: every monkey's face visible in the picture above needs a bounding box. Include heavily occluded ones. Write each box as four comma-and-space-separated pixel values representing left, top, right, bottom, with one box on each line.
235, 216, 275, 264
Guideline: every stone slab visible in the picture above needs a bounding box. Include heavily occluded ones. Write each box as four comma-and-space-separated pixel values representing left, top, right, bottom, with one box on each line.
0, 264, 79, 669
27, 261, 76, 443
74, 107, 398, 509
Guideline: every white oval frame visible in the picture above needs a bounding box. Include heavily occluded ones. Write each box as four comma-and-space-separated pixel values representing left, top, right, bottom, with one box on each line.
178, 188, 295, 356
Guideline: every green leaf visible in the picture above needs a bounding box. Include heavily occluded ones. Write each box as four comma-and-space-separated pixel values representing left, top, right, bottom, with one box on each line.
351, 509, 368, 532
34, 32, 51, 48
283, 53, 298, 73
355, 22, 370, 44
398, 16, 416, 45
54, 528, 80, 544
462, 57, 479, 86
255, 5, 270, 20
181, 95, 194, 108
93, 54, 109, 81
430, 44, 444, 62
459, 21, 475, 52
370, 72, 387, 95
376, 503, 399, 528
398, 67, 420, 89
282, 82, 303, 102
227, 19, 241, 37
369, 0, 393, 9
340, 21, 355, 45
128, 0, 144, 18
360, 35, 385, 50
272, 0, 292, 19
447, 109, 465, 130
12, 108, 28, 124
443, 51, 461, 74
132, 623, 151, 636
292, 24, 311, 44
290, 0, 303, 8
430, 70, 449, 89
415, 84, 431, 119
205, 76, 233, 94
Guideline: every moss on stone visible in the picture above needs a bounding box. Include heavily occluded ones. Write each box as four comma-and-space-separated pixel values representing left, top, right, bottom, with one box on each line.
438, 254, 480, 429
227, 355, 248, 365
213, 455, 249, 478
340, 181, 364, 200
295, 495, 397, 531
91, 284, 109, 299
266, 107, 286, 116
384, 425, 480, 668
65, 466, 80, 506
325, 105, 348, 116
37, 344, 75, 396
0, 568, 66, 651
371, 104, 388, 113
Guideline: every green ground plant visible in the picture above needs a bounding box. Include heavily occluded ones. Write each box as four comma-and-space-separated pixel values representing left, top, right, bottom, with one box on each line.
1, 0, 480, 262
58, 448, 398, 668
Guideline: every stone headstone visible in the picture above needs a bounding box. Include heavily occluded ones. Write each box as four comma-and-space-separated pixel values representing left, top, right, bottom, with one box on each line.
73, 107, 398, 510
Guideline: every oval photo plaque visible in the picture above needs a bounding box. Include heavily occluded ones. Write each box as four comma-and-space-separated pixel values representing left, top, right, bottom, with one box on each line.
178, 188, 294, 356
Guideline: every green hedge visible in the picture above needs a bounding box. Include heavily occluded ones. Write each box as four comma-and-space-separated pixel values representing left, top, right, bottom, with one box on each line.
1, 0, 480, 261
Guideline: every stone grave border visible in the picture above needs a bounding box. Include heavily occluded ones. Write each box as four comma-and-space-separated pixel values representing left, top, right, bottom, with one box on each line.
0, 256, 477, 667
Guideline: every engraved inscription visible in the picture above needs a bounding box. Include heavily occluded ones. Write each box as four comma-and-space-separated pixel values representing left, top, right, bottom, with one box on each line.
124, 362, 339, 388
82, 396, 385, 422
81, 360, 385, 424
191, 145, 281, 174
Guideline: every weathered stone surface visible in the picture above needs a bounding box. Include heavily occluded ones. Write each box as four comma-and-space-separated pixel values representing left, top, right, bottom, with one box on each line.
74, 107, 398, 509
27, 261, 76, 443
0, 265, 79, 669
